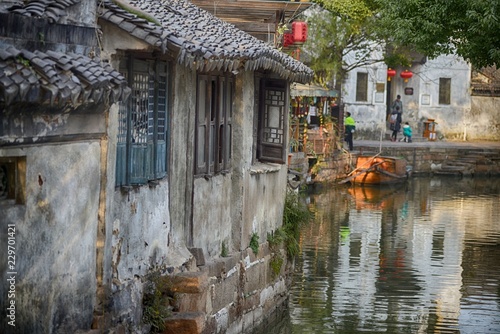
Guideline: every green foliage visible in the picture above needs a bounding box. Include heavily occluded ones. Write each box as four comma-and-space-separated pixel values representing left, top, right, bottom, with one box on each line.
221, 240, 228, 257
314, 0, 376, 21
249, 232, 259, 255
265, 190, 312, 275
270, 254, 284, 277
384, 51, 412, 69
281, 190, 313, 257
310, 160, 324, 176
303, 3, 384, 85
16, 56, 30, 67
375, 0, 500, 68
143, 271, 173, 333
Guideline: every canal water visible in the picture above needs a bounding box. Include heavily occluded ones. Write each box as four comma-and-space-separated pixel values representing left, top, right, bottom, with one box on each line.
258, 176, 500, 334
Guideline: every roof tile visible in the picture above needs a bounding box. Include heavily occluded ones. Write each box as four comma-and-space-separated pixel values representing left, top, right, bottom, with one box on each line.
98, 0, 313, 83
0, 46, 128, 106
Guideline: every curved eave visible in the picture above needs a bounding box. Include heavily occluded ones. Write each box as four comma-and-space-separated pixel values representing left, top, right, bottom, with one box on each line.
99, 0, 313, 83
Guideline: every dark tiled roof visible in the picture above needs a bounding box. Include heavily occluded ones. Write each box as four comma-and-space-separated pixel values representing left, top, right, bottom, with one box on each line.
99, 0, 313, 83
6, 0, 81, 23
0, 46, 130, 105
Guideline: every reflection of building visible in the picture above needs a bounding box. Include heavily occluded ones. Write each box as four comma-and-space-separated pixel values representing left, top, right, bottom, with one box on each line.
292, 180, 500, 332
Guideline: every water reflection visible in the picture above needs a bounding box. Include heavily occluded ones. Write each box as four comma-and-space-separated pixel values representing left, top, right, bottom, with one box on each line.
257, 177, 500, 334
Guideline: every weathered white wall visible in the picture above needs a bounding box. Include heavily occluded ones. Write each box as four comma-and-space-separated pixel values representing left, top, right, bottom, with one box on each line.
417, 55, 471, 140
191, 70, 288, 257
470, 96, 500, 141
242, 166, 287, 248
193, 175, 233, 257
0, 141, 100, 333
342, 53, 486, 141
342, 64, 390, 140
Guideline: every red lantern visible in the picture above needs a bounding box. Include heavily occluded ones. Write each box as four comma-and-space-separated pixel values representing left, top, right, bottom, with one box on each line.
400, 70, 413, 82
283, 33, 294, 48
387, 68, 396, 81
292, 21, 308, 44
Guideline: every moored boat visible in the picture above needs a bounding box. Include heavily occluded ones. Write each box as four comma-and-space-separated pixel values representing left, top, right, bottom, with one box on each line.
340, 155, 410, 185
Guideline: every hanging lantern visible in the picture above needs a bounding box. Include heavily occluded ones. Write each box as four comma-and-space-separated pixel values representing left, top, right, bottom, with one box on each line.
292, 21, 308, 44
283, 33, 294, 48
387, 68, 396, 81
400, 70, 413, 82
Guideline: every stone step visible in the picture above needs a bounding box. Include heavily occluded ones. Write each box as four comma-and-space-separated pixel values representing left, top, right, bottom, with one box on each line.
167, 271, 209, 313
444, 161, 474, 167
163, 312, 205, 334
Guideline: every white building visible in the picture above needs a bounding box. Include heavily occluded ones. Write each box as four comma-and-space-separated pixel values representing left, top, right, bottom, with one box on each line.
342, 53, 499, 141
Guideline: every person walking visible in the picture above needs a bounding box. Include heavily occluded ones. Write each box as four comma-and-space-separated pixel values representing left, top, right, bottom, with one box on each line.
344, 112, 356, 151
390, 106, 402, 142
392, 94, 403, 114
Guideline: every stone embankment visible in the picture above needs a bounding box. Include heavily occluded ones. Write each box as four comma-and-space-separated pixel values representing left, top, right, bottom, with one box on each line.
290, 140, 500, 185
355, 141, 500, 176
161, 244, 289, 334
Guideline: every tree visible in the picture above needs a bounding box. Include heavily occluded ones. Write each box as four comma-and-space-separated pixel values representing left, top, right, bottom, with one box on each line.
375, 0, 500, 68
301, 1, 384, 87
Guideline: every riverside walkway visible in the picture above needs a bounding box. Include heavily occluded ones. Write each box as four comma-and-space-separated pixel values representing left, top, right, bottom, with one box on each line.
351, 139, 500, 175
353, 139, 500, 151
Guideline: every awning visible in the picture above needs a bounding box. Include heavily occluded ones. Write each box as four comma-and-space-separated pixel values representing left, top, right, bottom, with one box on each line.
290, 83, 338, 98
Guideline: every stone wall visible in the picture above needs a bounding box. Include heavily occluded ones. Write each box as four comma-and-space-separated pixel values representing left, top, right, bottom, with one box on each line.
164, 242, 291, 334
0, 141, 101, 332
355, 146, 500, 176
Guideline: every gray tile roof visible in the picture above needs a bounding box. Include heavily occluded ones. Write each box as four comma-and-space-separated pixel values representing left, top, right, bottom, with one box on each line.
0, 0, 312, 106
99, 0, 313, 83
0, 46, 130, 105
5, 0, 80, 23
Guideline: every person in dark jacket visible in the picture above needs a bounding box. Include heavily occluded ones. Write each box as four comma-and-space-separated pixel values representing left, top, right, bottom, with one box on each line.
390, 106, 402, 142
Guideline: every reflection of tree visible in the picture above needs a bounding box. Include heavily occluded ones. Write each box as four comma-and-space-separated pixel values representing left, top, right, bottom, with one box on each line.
290, 186, 349, 332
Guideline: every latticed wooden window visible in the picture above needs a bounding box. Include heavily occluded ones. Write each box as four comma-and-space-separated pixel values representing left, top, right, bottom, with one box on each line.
116, 57, 169, 186
439, 78, 451, 105
195, 74, 233, 176
356, 72, 368, 102
257, 78, 288, 163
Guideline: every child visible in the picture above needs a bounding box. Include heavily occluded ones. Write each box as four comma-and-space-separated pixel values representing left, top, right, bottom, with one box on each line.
402, 122, 412, 142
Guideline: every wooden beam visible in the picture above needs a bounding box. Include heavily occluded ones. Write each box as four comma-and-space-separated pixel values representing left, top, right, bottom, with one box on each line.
231, 22, 276, 33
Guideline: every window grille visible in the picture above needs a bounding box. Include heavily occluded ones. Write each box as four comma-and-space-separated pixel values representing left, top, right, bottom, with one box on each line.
116, 57, 169, 187
257, 78, 288, 163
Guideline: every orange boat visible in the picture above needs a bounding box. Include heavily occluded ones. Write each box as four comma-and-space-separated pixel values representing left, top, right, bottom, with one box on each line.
341, 155, 410, 185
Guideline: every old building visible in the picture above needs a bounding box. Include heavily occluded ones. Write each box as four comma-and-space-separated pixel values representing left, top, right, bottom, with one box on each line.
0, 0, 313, 333
343, 52, 500, 141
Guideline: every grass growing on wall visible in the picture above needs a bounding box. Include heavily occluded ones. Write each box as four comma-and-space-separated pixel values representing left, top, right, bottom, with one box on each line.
250, 232, 260, 255
221, 240, 228, 257
268, 189, 313, 275
143, 271, 173, 333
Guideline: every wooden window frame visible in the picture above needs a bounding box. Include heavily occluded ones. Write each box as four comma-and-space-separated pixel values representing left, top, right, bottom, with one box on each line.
439, 77, 451, 105
0, 156, 26, 205
256, 78, 288, 164
195, 74, 233, 177
116, 56, 170, 187
356, 72, 369, 102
